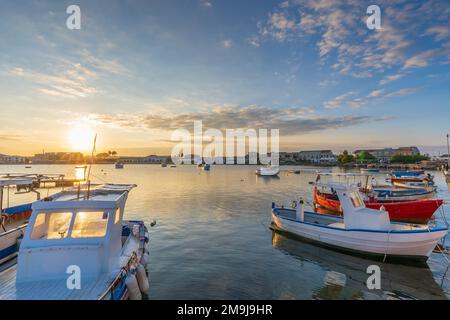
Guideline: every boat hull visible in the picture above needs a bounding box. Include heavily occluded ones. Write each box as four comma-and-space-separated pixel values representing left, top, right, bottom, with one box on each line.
272, 210, 447, 263
314, 189, 442, 223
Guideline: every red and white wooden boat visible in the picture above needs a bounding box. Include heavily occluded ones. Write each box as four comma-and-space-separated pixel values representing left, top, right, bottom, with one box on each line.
314, 185, 443, 224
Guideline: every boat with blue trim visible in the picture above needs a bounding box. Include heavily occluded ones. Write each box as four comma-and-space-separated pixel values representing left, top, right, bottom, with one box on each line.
0, 177, 40, 268
0, 183, 150, 300
271, 184, 448, 263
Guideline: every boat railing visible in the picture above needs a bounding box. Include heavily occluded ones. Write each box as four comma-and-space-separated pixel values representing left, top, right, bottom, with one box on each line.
98, 251, 138, 300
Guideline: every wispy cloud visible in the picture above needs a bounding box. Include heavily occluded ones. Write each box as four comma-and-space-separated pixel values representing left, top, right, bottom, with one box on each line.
90, 104, 387, 135
367, 89, 385, 98
222, 39, 233, 48
8, 63, 98, 99
423, 26, 450, 41
324, 91, 356, 109
385, 87, 420, 97
255, 0, 450, 79
0, 134, 21, 142
379, 73, 404, 85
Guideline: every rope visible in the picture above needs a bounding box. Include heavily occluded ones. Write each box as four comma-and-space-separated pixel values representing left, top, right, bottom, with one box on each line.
383, 230, 391, 263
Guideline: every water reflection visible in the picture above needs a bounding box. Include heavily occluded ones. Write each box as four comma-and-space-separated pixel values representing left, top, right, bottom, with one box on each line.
271, 231, 447, 300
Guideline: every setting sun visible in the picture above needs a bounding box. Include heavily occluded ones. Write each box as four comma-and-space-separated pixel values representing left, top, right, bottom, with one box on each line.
68, 126, 95, 151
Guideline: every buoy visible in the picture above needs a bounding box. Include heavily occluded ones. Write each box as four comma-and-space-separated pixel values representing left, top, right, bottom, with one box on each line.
125, 273, 142, 300
136, 264, 150, 294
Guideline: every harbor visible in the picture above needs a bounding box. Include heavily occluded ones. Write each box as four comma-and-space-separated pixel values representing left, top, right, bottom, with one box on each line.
0, 164, 449, 299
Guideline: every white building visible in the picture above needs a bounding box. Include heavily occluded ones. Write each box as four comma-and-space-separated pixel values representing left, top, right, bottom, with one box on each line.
297, 150, 337, 164
0, 154, 28, 164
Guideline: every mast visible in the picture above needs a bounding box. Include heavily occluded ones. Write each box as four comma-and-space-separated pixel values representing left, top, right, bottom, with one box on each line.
446, 134, 449, 170
86, 134, 97, 200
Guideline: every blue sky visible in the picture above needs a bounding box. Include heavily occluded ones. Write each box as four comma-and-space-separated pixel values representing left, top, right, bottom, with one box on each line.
0, 0, 449, 155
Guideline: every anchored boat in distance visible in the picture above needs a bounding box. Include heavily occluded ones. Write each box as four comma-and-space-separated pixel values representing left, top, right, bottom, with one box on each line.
256, 165, 279, 176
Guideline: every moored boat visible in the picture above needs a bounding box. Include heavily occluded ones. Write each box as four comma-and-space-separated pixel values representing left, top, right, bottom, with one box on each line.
313, 185, 443, 223
360, 168, 380, 173
371, 186, 436, 201
0, 177, 40, 267
272, 184, 448, 263
0, 184, 150, 300
115, 161, 124, 169
256, 165, 279, 176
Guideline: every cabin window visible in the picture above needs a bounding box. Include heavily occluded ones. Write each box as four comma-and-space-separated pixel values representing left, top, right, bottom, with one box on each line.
349, 192, 364, 208
71, 211, 108, 238
114, 208, 120, 224
30, 212, 73, 240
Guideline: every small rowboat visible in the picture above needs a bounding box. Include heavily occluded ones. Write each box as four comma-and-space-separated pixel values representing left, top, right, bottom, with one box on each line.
272, 184, 448, 263
256, 165, 279, 176
314, 185, 442, 223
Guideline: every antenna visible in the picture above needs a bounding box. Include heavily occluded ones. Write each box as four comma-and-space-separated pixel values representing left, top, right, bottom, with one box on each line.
86, 134, 97, 199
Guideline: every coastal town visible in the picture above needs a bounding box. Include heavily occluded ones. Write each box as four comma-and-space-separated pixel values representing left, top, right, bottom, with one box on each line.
0, 146, 448, 170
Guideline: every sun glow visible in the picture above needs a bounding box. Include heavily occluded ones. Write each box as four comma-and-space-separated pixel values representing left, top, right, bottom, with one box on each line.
68, 126, 95, 151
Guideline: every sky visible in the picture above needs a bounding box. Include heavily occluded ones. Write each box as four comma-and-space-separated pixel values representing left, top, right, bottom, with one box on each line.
0, 0, 449, 156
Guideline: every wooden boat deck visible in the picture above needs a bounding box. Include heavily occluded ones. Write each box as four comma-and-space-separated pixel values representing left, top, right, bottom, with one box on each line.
0, 265, 113, 300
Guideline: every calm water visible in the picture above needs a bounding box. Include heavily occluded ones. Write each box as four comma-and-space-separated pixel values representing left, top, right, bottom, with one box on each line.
1, 164, 450, 300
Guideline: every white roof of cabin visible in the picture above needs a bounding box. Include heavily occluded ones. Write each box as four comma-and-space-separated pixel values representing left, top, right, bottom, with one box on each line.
32, 184, 136, 211
0, 177, 33, 187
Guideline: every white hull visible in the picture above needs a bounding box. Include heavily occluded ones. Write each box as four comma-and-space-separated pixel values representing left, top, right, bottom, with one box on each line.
272, 211, 446, 260
256, 166, 279, 176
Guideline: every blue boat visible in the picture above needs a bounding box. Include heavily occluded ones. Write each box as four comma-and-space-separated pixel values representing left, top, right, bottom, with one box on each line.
0, 177, 37, 268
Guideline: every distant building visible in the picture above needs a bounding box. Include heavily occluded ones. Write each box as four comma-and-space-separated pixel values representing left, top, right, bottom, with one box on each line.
279, 152, 296, 164
354, 146, 420, 163
32, 152, 84, 164
396, 146, 420, 156
297, 150, 337, 164
120, 155, 169, 164
0, 154, 28, 164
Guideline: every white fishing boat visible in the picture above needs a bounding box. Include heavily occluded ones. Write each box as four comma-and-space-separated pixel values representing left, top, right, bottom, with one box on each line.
0, 184, 150, 300
271, 184, 447, 263
0, 177, 38, 267
256, 165, 279, 176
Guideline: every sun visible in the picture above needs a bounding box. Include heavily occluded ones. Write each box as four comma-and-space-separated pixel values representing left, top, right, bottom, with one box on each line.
68, 126, 95, 151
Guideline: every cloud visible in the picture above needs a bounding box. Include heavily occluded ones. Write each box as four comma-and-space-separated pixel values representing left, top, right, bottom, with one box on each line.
255, 1, 450, 79
90, 105, 386, 135
0, 134, 21, 141
423, 26, 450, 41
9, 62, 98, 99
385, 87, 419, 97
248, 36, 260, 47
222, 39, 233, 48
324, 91, 356, 109
367, 89, 384, 98
79, 49, 129, 76
202, 0, 213, 7
379, 73, 404, 85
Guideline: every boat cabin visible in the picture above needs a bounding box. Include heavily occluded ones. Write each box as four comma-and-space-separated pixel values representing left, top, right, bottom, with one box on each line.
17, 184, 136, 282
330, 184, 391, 230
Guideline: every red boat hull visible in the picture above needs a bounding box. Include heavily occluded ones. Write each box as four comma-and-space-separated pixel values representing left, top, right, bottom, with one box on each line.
313, 187, 442, 223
